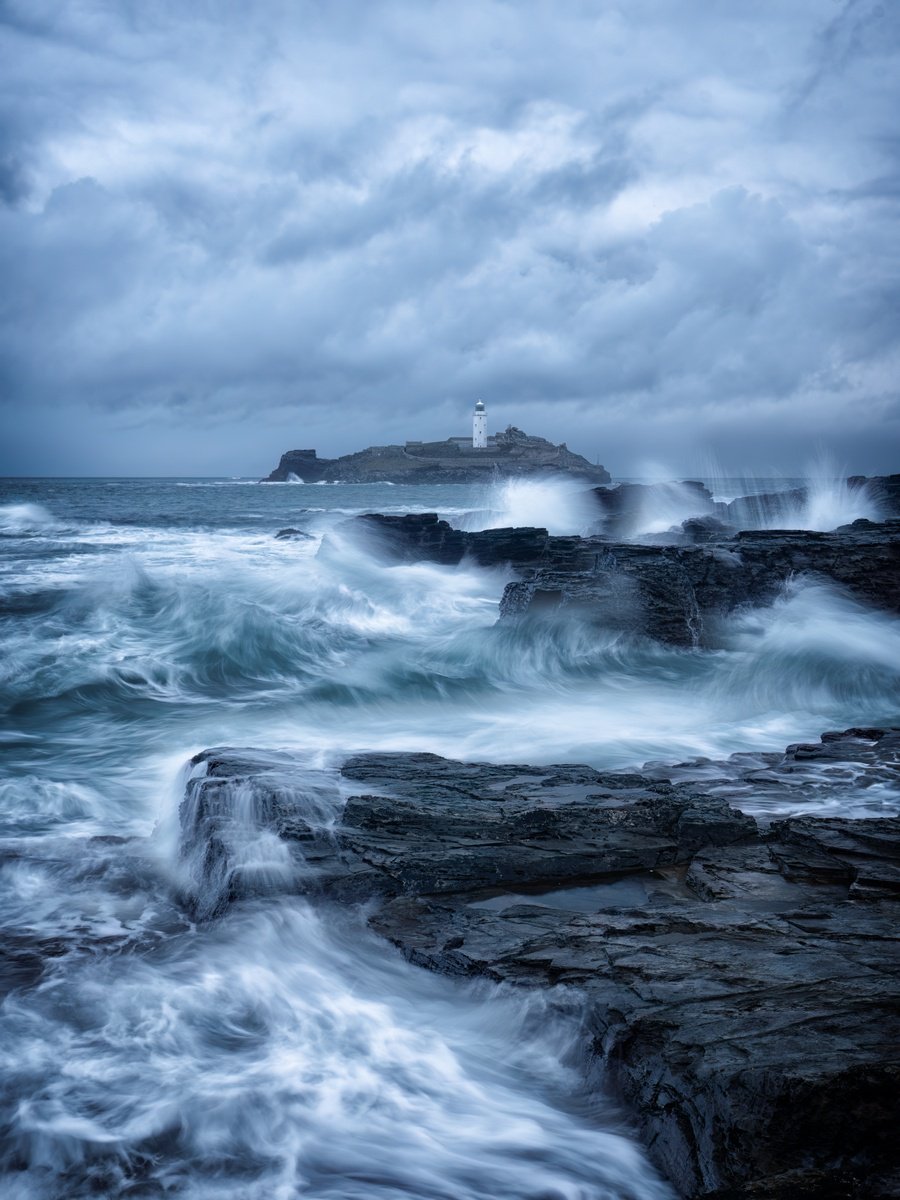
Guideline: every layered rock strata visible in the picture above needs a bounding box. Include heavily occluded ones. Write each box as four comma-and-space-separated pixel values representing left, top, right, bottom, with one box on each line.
180, 729, 900, 1199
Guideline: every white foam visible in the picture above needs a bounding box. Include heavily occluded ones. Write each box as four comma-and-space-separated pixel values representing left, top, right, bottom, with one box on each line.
460, 477, 598, 535
0, 503, 59, 534
0, 897, 670, 1199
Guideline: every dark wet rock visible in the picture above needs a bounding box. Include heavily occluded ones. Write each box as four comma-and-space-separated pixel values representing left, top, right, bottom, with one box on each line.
263, 427, 610, 484
182, 731, 900, 1198
720, 486, 808, 529
641, 727, 900, 819
178, 749, 343, 919
348, 758, 900, 1198
333, 759, 755, 903
324, 512, 600, 571
324, 509, 900, 646
500, 521, 900, 646
274, 527, 314, 540
681, 516, 736, 543
587, 474, 900, 538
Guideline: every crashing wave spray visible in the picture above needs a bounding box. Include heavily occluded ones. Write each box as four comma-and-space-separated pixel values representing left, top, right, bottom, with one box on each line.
612, 481, 716, 538
460, 476, 599, 535
0, 503, 60, 535
710, 457, 881, 532
176, 750, 344, 919
798, 462, 879, 530
0, 743, 675, 1200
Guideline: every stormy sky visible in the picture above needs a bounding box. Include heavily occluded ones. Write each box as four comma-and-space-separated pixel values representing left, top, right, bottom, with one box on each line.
1, 1, 898, 477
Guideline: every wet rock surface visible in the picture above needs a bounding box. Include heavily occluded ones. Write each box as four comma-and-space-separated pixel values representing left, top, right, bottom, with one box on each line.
327, 511, 900, 646
182, 728, 900, 1198
531, 520, 899, 644
502, 523, 900, 646
590, 481, 719, 538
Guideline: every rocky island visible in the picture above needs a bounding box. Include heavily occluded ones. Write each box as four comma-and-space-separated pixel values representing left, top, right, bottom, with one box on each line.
264, 421, 611, 484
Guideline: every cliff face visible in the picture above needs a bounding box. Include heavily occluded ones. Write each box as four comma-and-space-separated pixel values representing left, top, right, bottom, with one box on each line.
263, 426, 611, 484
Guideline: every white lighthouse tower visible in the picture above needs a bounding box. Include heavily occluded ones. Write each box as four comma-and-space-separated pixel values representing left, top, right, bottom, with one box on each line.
473, 399, 487, 449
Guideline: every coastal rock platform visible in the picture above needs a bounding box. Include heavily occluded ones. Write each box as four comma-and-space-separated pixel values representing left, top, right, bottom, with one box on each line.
181, 729, 900, 1199
328, 511, 900, 646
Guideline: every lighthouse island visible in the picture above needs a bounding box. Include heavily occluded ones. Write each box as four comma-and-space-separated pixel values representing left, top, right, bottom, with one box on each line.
264, 399, 611, 484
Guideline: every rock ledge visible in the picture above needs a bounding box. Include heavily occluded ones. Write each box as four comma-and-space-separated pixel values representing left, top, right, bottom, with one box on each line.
180, 729, 900, 1198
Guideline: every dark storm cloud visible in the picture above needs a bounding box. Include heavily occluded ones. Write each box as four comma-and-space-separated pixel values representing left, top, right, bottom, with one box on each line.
1, 0, 898, 475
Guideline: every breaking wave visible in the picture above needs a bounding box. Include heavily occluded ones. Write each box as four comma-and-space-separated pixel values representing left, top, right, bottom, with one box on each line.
3, 509, 898, 780
0, 889, 669, 1200
0, 503, 60, 535
460, 477, 599, 535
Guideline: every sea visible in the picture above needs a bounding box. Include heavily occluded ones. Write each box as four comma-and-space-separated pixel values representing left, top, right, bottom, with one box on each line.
1, 474, 898, 1199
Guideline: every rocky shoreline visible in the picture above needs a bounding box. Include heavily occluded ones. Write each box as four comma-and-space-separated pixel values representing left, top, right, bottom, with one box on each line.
329, 508, 900, 647
236, 474, 900, 1195
181, 728, 900, 1198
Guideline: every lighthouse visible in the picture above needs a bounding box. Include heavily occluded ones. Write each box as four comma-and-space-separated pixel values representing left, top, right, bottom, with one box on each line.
473, 399, 487, 449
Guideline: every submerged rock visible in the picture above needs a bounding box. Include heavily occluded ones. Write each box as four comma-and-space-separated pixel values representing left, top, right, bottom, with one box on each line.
274, 526, 314, 540
181, 729, 900, 1198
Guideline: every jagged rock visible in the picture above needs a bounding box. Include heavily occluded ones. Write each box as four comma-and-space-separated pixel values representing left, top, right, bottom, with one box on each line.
325, 512, 594, 570
681, 516, 736, 543
180, 730, 900, 1198
642, 727, 900, 819
263, 427, 611, 484
500, 522, 900, 646
324, 510, 900, 647
720, 486, 808, 528
588, 475, 900, 537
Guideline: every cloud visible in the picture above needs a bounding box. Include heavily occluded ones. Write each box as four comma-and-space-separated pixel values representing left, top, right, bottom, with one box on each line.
0, 0, 898, 475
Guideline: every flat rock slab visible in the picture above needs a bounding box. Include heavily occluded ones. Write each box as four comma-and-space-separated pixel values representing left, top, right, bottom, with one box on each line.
180, 730, 900, 1198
